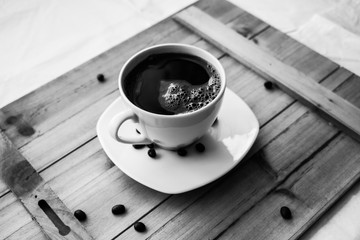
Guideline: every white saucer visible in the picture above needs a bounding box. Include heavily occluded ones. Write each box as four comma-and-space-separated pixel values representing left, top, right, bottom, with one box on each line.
96, 88, 259, 194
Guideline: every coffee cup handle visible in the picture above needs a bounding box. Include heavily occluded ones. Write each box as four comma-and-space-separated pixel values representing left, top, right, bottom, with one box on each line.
109, 109, 152, 144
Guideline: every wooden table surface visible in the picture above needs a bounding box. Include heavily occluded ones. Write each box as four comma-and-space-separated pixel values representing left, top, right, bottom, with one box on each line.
1, 0, 360, 239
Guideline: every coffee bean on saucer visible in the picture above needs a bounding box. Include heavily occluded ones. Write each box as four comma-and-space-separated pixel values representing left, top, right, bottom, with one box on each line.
148, 148, 157, 158
195, 143, 205, 153
134, 221, 146, 232
133, 144, 145, 149
112, 204, 126, 215
280, 206, 292, 220
74, 209, 87, 221
136, 129, 141, 134
177, 148, 187, 157
97, 73, 105, 82
264, 81, 273, 90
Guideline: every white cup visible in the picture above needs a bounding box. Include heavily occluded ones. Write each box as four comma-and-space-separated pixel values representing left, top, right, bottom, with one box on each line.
109, 43, 226, 150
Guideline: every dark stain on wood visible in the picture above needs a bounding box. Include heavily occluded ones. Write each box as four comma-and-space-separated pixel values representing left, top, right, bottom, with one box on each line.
17, 125, 35, 136
5, 116, 18, 125
2, 160, 42, 197
1, 131, 42, 196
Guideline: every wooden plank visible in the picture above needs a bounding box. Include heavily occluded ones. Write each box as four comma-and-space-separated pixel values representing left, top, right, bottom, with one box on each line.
0, 193, 35, 239
4, 221, 46, 240
0, 131, 93, 239
174, 6, 360, 142
252, 67, 353, 155
334, 74, 360, 107
253, 27, 339, 82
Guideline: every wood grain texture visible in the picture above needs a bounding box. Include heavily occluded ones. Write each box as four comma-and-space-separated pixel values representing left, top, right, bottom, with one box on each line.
1, 1, 359, 240
0, 131, 93, 239
217, 133, 360, 240
174, 6, 360, 142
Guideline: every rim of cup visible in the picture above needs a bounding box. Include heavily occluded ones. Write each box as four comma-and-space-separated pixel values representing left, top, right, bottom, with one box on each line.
118, 43, 226, 119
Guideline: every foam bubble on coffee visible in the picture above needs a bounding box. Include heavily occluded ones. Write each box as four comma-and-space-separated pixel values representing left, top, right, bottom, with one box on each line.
159, 64, 221, 114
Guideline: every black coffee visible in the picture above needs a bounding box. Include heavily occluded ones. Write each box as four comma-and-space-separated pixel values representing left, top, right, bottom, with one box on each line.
124, 53, 221, 115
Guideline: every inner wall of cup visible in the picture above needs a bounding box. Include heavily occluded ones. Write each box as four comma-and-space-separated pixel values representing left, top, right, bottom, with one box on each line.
119, 44, 226, 109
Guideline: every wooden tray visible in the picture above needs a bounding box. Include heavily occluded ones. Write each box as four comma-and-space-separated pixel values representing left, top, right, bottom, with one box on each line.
1, 0, 360, 239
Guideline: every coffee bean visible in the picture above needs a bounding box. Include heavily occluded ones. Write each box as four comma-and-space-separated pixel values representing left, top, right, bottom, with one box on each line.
177, 148, 187, 157
134, 221, 146, 232
74, 209, 87, 221
280, 206, 292, 220
136, 129, 141, 134
195, 143, 205, 153
148, 148, 156, 158
133, 144, 145, 149
112, 204, 125, 215
264, 81, 273, 90
97, 74, 105, 82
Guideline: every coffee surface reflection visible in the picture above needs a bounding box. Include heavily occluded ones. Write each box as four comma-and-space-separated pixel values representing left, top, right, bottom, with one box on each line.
124, 53, 221, 115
